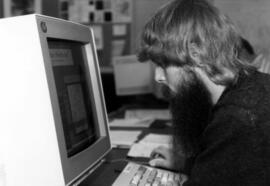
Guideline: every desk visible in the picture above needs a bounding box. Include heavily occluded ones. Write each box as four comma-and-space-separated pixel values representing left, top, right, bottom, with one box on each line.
80, 119, 172, 186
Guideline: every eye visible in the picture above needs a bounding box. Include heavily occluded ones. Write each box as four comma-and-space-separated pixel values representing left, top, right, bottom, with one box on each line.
159, 62, 169, 69
152, 61, 164, 69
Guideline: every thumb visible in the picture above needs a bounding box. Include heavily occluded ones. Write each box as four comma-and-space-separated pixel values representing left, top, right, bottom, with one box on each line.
149, 158, 168, 168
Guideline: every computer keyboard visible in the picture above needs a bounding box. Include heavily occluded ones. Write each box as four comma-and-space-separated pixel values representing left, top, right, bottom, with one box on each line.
112, 162, 187, 186
129, 164, 187, 186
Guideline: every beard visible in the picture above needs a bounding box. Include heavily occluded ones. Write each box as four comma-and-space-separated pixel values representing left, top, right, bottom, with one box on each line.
164, 70, 213, 158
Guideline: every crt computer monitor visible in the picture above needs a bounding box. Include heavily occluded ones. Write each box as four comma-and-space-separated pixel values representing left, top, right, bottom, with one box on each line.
0, 14, 111, 186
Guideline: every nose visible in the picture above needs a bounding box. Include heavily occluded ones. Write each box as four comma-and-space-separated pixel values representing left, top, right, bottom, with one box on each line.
155, 67, 166, 84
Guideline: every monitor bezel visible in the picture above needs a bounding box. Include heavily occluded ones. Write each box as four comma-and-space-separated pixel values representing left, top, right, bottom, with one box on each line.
36, 15, 111, 185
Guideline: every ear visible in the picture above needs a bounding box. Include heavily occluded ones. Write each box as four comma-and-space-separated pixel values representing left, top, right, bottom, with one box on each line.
188, 43, 202, 67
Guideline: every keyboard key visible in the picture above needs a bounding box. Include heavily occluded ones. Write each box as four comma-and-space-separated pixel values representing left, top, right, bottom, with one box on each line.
165, 182, 173, 186
130, 174, 140, 185
154, 177, 161, 183
147, 169, 157, 183
168, 173, 174, 182
138, 166, 147, 174
150, 169, 158, 177
152, 180, 160, 186
161, 172, 168, 183
174, 174, 180, 182
156, 170, 163, 179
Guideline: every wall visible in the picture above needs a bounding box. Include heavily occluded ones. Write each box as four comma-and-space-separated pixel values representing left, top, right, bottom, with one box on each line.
0, 0, 58, 18
131, 0, 169, 53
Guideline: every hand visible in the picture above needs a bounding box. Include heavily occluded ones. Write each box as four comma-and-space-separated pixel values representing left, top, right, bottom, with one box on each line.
149, 146, 176, 170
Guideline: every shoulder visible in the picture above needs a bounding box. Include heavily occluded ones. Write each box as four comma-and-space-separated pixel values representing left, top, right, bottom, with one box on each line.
187, 103, 270, 185
204, 70, 270, 144
203, 104, 255, 145
216, 71, 270, 113
203, 73, 270, 146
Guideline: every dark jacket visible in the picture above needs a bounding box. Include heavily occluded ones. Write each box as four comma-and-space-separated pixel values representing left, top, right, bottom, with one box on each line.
184, 71, 270, 186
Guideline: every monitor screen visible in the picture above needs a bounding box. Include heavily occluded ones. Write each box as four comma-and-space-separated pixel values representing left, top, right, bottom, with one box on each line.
48, 39, 98, 157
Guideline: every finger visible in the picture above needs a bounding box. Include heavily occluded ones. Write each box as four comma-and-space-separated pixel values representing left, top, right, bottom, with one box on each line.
150, 146, 168, 158
150, 149, 158, 159
150, 147, 163, 158
150, 150, 164, 159
149, 158, 170, 169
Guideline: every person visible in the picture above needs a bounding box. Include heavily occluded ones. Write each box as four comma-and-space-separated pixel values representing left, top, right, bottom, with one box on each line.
137, 0, 270, 185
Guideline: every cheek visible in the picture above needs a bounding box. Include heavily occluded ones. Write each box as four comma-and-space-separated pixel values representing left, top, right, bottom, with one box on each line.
165, 69, 184, 93
166, 77, 179, 93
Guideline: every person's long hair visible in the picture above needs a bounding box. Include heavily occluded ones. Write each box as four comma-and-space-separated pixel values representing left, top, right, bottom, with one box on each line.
137, 0, 256, 86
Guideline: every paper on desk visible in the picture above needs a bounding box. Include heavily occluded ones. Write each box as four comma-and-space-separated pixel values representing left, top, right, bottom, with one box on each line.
127, 134, 173, 158
109, 118, 154, 128
141, 133, 173, 144
125, 109, 171, 120
109, 130, 142, 148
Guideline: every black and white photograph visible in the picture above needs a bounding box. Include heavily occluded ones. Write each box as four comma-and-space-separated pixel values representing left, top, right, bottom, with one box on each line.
0, 0, 270, 185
